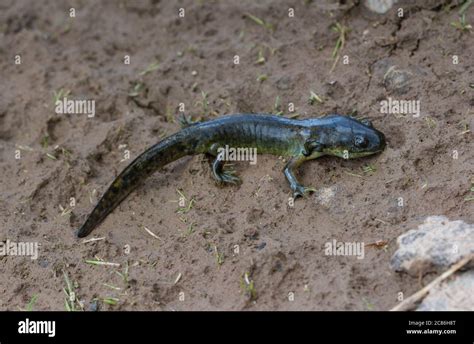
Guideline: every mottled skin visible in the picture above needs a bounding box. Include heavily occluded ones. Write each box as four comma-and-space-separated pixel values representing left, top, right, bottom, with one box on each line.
77, 114, 385, 237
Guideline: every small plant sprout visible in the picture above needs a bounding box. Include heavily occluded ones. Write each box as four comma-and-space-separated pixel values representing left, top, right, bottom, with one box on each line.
59, 204, 72, 216
244, 13, 274, 31
89, 188, 97, 205
185, 222, 195, 237
363, 297, 375, 310
85, 257, 120, 267
256, 74, 268, 83
128, 82, 144, 97
330, 22, 349, 72
459, 0, 473, 15
104, 297, 120, 305
53, 88, 71, 105
40, 135, 50, 148
288, 112, 300, 119
175, 189, 196, 214
451, 14, 472, 32
21, 294, 38, 311
103, 283, 122, 291
465, 178, 474, 202
274, 96, 283, 115
458, 122, 470, 135
139, 61, 160, 76
256, 49, 266, 64
165, 105, 174, 123
115, 261, 130, 286
46, 152, 57, 160
344, 170, 364, 178
263, 43, 278, 56
308, 91, 324, 105
240, 272, 257, 300
424, 116, 437, 129
362, 164, 377, 175
195, 91, 209, 116
96, 297, 119, 306
178, 113, 199, 127
214, 245, 224, 266
63, 271, 83, 311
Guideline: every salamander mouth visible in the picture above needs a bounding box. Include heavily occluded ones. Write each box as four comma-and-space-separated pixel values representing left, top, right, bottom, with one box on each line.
348, 151, 379, 158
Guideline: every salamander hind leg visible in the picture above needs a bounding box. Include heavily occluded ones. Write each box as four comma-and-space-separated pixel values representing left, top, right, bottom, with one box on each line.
207, 144, 241, 185
211, 151, 241, 185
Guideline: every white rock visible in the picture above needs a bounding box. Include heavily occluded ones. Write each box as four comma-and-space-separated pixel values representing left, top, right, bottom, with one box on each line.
390, 216, 474, 275
416, 270, 474, 311
365, 0, 397, 14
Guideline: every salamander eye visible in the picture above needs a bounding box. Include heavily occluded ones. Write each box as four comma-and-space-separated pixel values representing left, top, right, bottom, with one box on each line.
354, 135, 368, 148
361, 119, 373, 127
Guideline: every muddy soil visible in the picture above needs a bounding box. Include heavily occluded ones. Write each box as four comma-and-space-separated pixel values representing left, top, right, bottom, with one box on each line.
0, 0, 472, 310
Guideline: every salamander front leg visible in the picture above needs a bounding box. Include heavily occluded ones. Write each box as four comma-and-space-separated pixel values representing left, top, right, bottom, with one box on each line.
284, 155, 316, 199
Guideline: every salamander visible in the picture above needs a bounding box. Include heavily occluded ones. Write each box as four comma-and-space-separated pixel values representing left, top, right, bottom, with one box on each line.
77, 113, 386, 237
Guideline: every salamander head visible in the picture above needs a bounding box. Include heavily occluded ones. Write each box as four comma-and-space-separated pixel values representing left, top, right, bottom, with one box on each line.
305, 115, 386, 159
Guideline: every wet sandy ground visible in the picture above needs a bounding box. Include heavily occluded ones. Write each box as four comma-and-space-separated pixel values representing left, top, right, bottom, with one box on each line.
0, 0, 473, 310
